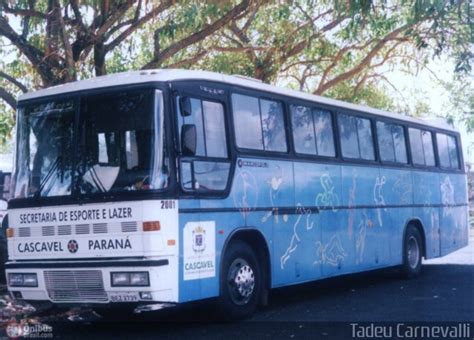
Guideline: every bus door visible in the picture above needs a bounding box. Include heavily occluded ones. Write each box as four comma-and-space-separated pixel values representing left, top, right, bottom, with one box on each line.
173, 82, 233, 301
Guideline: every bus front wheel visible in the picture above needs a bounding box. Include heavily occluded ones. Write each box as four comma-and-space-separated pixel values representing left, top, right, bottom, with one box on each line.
401, 225, 423, 278
218, 240, 262, 320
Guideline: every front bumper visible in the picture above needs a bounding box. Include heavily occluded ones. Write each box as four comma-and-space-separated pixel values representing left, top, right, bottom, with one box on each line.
5, 257, 178, 305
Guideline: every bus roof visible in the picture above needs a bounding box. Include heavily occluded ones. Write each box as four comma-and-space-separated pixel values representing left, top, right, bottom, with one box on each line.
18, 69, 456, 132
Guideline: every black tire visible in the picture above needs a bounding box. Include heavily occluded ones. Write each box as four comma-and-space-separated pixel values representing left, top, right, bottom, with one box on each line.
401, 225, 423, 279
218, 240, 262, 320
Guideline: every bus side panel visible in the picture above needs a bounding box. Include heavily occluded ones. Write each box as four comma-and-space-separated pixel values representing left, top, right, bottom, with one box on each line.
412, 171, 441, 259
178, 209, 202, 303
273, 161, 320, 286
234, 159, 293, 286
439, 174, 469, 256
378, 169, 413, 266
295, 164, 343, 279
341, 166, 383, 272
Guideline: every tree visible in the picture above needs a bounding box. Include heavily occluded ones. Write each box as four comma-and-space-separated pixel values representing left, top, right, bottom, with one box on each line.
0, 0, 252, 106
196, 0, 471, 109
0, 0, 472, 140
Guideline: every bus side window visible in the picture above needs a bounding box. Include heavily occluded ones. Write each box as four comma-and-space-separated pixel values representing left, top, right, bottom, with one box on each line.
422, 131, 435, 166
447, 135, 459, 169
338, 114, 374, 160
437, 133, 460, 169
377, 121, 407, 164
409, 128, 424, 165
232, 94, 287, 152
409, 128, 435, 167
291, 105, 335, 157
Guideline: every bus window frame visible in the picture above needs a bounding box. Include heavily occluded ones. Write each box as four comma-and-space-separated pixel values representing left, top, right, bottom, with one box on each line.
335, 111, 378, 164
436, 132, 462, 171
289, 102, 338, 159
230, 88, 290, 157
374, 118, 411, 168
406, 127, 439, 170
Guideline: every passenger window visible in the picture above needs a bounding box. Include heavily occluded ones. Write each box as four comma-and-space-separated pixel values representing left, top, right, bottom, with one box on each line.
409, 128, 424, 165
232, 94, 287, 152
377, 121, 407, 164
291, 105, 335, 157
437, 134, 450, 168
422, 131, 435, 166
314, 109, 336, 157
260, 99, 286, 152
232, 94, 262, 150
338, 114, 359, 159
177, 97, 228, 158
409, 128, 435, 166
338, 114, 374, 160
357, 117, 375, 160
291, 106, 316, 155
437, 133, 459, 169
447, 135, 459, 169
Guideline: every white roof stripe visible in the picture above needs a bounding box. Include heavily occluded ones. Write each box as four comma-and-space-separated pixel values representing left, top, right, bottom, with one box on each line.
18, 69, 456, 132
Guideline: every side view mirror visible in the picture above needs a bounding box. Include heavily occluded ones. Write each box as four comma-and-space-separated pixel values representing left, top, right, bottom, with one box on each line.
181, 124, 197, 156
180, 97, 192, 117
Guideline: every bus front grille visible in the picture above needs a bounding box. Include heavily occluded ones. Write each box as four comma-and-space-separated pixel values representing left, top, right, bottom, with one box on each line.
44, 270, 108, 303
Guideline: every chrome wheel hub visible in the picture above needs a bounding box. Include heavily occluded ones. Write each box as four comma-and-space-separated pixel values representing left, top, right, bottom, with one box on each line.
228, 258, 255, 305
407, 235, 420, 269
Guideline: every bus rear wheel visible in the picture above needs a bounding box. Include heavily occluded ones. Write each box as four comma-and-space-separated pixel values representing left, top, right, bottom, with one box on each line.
401, 225, 423, 278
218, 240, 262, 320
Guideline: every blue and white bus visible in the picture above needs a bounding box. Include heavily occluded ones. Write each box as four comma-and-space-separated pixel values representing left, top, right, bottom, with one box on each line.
5, 70, 469, 318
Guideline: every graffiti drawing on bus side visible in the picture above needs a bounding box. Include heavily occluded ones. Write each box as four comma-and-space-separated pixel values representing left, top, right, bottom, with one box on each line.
232, 169, 258, 216
314, 235, 347, 267
420, 187, 440, 254
262, 165, 283, 224
356, 211, 373, 264
347, 170, 357, 239
440, 176, 460, 246
393, 174, 412, 205
280, 204, 314, 269
316, 173, 339, 212
440, 176, 455, 210
373, 176, 386, 227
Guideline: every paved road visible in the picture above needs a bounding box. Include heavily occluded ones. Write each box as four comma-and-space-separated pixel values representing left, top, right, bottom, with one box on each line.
2, 236, 473, 339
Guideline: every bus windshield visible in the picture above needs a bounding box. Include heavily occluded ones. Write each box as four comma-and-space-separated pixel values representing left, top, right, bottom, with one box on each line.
12, 89, 167, 199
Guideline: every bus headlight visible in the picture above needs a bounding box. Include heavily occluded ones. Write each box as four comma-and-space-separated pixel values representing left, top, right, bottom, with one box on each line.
8, 273, 38, 287
130, 272, 149, 286
111, 272, 149, 287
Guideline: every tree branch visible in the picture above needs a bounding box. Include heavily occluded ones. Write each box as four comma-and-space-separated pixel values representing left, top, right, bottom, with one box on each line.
314, 24, 412, 95
1, 0, 48, 19
0, 87, 16, 110
143, 0, 250, 69
0, 16, 55, 84
0, 71, 28, 93
105, 0, 175, 52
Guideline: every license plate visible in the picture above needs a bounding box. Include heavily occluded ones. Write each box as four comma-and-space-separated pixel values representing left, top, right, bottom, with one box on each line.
109, 292, 139, 302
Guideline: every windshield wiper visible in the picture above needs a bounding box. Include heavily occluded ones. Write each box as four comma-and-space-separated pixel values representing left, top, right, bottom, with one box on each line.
34, 157, 61, 198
